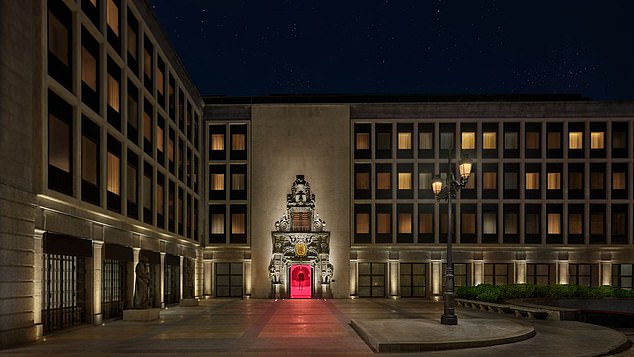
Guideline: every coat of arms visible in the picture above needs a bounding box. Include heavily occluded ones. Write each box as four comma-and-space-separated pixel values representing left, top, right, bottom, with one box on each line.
295, 242, 307, 257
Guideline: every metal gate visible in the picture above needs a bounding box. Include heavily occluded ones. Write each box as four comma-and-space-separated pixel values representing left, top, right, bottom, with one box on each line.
102, 259, 127, 319
43, 254, 86, 333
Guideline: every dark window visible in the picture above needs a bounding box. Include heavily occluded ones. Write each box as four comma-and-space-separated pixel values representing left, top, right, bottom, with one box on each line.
143, 162, 153, 225
354, 204, 371, 244
569, 264, 592, 287
484, 263, 509, 285
156, 172, 165, 229
526, 264, 551, 285
48, 0, 73, 89
400, 263, 426, 297
107, 58, 121, 130
612, 205, 628, 244
127, 81, 139, 143
127, 151, 138, 219
81, 0, 100, 28
358, 263, 385, 297
43, 254, 86, 333
215, 263, 243, 297
143, 99, 153, 157
81, 28, 99, 113
375, 123, 392, 159
143, 35, 153, 91
81, 117, 100, 205
126, 10, 139, 74
612, 264, 633, 290
168, 181, 175, 232
106, 0, 121, 53
48, 91, 73, 196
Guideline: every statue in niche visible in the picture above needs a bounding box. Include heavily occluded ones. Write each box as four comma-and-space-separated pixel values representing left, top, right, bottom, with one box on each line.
133, 258, 152, 308
322, 263, 334, 284
183, 259, 195, 299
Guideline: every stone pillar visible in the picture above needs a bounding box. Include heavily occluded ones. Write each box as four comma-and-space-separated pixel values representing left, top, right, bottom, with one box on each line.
130, 248, 140, 307
389, 259, 399, 297
92, 241, 104, 325
244, 259, 252, 297
203, 260, 212, 296
349, 260, 358, 297
431, 260, 442, 296
33, 230, 44, 339
558, 260, 569, 285
160, 252, 165, 308
179, 256, 184, 301
473, 260, 484, 286
515, 260, 526, 284
600, 261, 612, 286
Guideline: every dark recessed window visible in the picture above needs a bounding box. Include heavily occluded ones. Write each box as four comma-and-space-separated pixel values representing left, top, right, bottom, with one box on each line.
48, 0, 73, 89
81, 117, 100, 205
48, 91, 73, 196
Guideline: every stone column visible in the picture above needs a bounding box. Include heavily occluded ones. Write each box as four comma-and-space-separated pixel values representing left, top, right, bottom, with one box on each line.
558, 260, 569, 285
515, 260, 527, 284
179, 256, 184, 301
130, 248, 140, 307
160, 252, 165, 308
431, 260, 442, 296
349, 260, 358, 297
33, 230, 45, 339
389, 259, 399, 297
92, 241, 104, 325
244, 259, 252, 297
203, 260, 213, 296
473, 260, 484, 286
600, 261, 612, 286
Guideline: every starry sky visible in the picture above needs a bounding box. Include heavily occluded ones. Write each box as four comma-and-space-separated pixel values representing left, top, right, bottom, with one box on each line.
150, 0, 634, 100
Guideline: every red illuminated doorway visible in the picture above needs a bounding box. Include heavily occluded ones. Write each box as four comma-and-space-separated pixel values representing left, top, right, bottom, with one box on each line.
290, 264, 312, 298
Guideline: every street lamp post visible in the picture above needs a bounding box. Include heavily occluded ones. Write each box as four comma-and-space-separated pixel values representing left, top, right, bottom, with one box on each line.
431, 150, 472, 325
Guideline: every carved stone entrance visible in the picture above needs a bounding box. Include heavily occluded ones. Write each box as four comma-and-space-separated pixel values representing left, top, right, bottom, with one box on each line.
269, 175, 333, 299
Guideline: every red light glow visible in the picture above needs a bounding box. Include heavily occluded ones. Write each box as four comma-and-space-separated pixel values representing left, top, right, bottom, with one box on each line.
290, 265, 312, 298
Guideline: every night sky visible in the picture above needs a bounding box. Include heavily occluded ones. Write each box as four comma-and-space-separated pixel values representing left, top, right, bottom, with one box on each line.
150, 1, 634, 99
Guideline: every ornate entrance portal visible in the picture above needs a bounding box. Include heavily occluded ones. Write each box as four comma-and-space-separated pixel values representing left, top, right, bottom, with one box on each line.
269, 175, 333, 299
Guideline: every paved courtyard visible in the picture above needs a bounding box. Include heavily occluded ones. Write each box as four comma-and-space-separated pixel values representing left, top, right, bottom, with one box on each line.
1, 298, 632, 356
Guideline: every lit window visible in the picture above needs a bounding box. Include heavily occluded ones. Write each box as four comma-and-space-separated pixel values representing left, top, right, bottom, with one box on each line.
232, 133, 246, 150
143, 111, 151, 142
613, 172, 626, 190
591, 172, 604, 190
504, 132, 518, 149
569, 214, 582, 235
569, 132, 583, 149
398, 132, 411, 150
231, 213, 246, 234
483, 213, 496, 234
107, 74, 120, 112
157, 67, 164, 95
462, 213, 475, 234
107, 152, 120, 195
547, 172, 560, 190
106, 0, 119, 36
483, 132, 496, 149
419, 132, 433, 150
483, 172, 496, 190
168, 136, 174, 162
591, 213, 603, 235
356, 213, 369, 234
569, 172, 583, 190
127, 23, 137, 59
143, 48, 152, 79
356, 172, 370, 190
211, 174, 224, 191
48, 12, 68, 65
211, 134, 224, 151
356, 133, 369, 150
419, 213, 432, 234
527, 132, 540, 149
591, 132, 604, 149
504, 172, 517, 190
377, 133, 390, 150
398, 172, 411, 190
377, 213, 391, 234
526, 173, 539, 190
547, 132, 560, 149
82, 136, 98, 185
548, 213, 561, 234
398, 213, 412, 234
377, 172, 391, 190
211, 214, 224, 234
49, 114, 70, 172
504, 213, 517, 234
461, 132, 475, 149
419, 173, 432, 190
81, 47, 97, 91
231, 174, 245, 190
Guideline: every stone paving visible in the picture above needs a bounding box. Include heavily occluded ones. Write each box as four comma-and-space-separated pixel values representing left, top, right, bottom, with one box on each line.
0, 298, 631, 356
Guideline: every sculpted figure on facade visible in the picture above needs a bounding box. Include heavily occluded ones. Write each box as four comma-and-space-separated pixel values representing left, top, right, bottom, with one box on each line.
133, 258, 152, 308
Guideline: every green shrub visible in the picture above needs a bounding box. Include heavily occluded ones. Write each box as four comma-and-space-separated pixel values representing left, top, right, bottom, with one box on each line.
455, 283, 634, 302
456, 286, 479, 300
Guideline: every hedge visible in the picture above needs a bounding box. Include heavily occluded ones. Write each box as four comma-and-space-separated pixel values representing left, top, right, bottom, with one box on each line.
455, 284, 634, 303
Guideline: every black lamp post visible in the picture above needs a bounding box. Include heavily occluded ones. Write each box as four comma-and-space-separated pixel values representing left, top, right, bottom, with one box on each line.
431, 150, 472, 325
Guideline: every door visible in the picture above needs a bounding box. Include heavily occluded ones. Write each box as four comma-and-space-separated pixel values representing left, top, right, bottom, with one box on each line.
290, 264, 312, 298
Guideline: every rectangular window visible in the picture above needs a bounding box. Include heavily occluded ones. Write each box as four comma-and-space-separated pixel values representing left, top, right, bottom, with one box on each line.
419, 213, 432, 234
377, 133, 390, 150
211, 213, 224, 234
504, 132, 518, 149
81, 47, 97, 90
504, 172, 517, 190
49, 114, 71, 172
127, 22, 137, 59
398, 132, 411, 150
504, 213, 517, 234
484, 263, 508, 285
231, 133, 246, 150
569, 214, 583, 235
231, 173, 245, 190
143, 47, 152, 79
526, 173, 539, 190
483, 213, 496, 234
211, 134, 224, 151
419, 132, 433, 150
591, 213, 603, 235
462, 213, 475, 234
527, 132, 540, 149
168, 133, 175, 162
48, 11, 69, 65
81, 136, 98, 185
398, 213, 412, 234
106, 0, 119, 36
461, 132, 475, 149
483, 132, 496, 149
156, 124, 164, 153
419, 173, 432, 190
613, 172, 626, 190
377, 213, 391, 234
547, 132, 560, 149
398, 172, 411, 190
547, 173, 561, 190
613, 131, 627, 149
356, 172, 370, 190
231, 213, 246, 234
548, 213, 561, 234
107, 74, 120, 112
127, 93, 138, 133
143, 111, 151, 144
569, 132, 583, 149
483, 172, 496, 190
107, 152, 120, 195
526, 214, 540, 235
156, 66, 164, 95
591, 132, 604, 149
211, 174, 224, 191
613, 212, 626, 236
569, 172, 583, 190
157, 180, 164, 215
377, 172, 391, 190
127, 162, 137, 204
440, 132, 453, 149
356, 133, 369, 150
356, 213, 370, 234
591, 172, 604, 190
